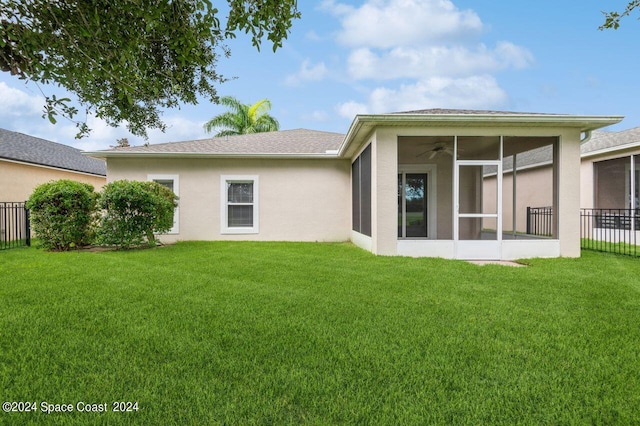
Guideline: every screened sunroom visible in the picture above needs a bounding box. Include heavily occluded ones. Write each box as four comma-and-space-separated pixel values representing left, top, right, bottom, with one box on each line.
343, 110, 622, 260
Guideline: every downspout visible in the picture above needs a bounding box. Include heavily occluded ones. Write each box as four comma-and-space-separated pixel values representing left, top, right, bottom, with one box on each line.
580, 130, 592, 144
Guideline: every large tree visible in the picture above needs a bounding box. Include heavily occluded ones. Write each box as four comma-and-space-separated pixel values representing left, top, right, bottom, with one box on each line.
0, 0, 299, 138
203, 96, 279, 136
600, 1, 640, 29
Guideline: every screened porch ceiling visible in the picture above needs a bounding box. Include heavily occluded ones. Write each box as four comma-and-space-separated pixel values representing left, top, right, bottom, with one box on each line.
397, 136, 558, 160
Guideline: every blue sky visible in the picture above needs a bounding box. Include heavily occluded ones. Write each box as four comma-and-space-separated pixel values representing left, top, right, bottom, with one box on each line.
1, 0, 639, 151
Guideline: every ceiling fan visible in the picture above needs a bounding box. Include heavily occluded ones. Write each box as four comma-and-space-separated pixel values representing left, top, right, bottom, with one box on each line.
416, 143, 457, 159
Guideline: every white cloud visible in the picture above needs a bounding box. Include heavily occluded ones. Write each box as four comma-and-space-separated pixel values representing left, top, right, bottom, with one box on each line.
0, 94, 206, 151
284, 60, 328, 86
347, 42, 533, 80
494, 41, 534, 69
146, 115, 208, 143
305, 30, 324, 42
321, 0, 533, 118
302, 110, 331, 122
324, 0, 483, 48
0, 82, 43, 116
335, 101, 370, 119
336, 75, 508, 116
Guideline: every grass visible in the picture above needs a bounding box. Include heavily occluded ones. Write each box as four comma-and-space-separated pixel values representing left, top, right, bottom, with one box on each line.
582, 237, 640, 257
1, 241, 639, 425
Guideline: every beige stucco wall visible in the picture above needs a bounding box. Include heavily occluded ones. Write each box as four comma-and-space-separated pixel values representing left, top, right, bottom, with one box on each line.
580, 159, 595, 209
371, 128, 399, 255
491, 144, 640, 230
484, 166, 554, 233
556, 130, 582, 257
0, 159, 106, 202
106, 157, 351, 243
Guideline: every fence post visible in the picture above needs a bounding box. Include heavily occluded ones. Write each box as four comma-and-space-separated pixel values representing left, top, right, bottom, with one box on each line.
25, 207, 31, 247
526, 207, 531, 235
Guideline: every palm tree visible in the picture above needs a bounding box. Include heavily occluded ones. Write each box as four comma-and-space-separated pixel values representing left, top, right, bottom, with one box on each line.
203, 96, 280, 136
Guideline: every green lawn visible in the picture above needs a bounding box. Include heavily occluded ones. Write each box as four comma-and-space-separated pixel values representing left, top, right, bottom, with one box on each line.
1, 242, 639, 425
582, 237, 640, 257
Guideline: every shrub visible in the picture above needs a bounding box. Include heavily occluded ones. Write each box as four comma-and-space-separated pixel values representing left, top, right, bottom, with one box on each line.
97, 180, 178, 249
26, 179, 98, 250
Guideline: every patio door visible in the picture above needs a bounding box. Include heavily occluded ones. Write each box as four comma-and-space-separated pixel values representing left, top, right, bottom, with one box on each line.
398, 165, 436, 239
455, 160, 502, 259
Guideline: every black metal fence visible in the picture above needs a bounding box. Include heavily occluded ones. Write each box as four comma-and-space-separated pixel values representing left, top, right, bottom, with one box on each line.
580, 208, 639, 256
526, 206, 553, 237
1, 202, 30, 250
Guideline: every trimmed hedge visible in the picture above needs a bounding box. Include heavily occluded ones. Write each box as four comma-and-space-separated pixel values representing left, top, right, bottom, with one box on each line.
97, 180, 178, 249
26, 179, 98, 250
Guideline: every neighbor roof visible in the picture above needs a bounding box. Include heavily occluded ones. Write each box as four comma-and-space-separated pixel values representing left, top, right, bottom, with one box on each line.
581, 126, 640, 157
86, 129, 345, 159
495, 127, 640, 173
0, 128, 106, 176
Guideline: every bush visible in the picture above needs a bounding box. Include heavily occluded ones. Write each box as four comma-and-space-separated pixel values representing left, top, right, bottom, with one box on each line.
26, 180, 98, 250
97, 180, 178, 249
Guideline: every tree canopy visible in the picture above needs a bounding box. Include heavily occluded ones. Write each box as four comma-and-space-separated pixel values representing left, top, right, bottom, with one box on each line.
203, 96, 279, 136
600, 1, 640, 29
0, 0, 300, 138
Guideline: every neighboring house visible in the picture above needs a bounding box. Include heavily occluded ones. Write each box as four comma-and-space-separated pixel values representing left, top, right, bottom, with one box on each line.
580, 127, 640, 210
483, 126, 640, 236
0, 128, 106, 202
86, 109, 622, 260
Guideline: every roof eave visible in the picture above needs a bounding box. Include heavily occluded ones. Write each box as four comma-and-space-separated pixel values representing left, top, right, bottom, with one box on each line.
82, 151, 341, 160
582, 140, 640, 159
0, 156, 106, 177
337, 113, 624, 158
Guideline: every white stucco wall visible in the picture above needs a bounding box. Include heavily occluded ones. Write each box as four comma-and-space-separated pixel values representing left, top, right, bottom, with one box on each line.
107, 157, 351, 243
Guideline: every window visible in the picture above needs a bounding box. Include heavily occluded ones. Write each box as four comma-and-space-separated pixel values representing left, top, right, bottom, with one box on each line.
352, 144, 371, 236
147, 174, 179, 234
221, 175, 259, 234
594, 157, 631, 209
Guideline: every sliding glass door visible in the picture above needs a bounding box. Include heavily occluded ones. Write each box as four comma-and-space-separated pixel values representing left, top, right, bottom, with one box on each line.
398, 172, 428, 238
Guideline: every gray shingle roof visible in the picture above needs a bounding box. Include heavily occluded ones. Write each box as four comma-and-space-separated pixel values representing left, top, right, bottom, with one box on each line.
0, 128, 106, 176
582, 127, 640, 154
100, 129, 345, 155
494, 127, 640, 173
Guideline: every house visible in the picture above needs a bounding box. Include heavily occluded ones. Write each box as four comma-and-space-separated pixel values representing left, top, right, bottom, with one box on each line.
580, 127, 640, 211
0, 128, 107, 202
482, 126, 640, 238
85, 109, 622, 260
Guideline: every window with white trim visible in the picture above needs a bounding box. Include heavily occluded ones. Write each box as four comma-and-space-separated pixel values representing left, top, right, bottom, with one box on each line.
221, 175, 259, 234
148, 174, 179, 234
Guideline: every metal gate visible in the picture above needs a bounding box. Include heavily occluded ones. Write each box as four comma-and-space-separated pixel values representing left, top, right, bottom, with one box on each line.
1, 202, 31, 250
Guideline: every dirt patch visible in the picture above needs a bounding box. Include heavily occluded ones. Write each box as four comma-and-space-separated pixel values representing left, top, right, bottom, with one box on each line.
73, 243, 175, 252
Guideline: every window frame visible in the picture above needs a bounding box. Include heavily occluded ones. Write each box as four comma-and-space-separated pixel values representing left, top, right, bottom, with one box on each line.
220, 175, 259, 234
398, 164, 437, 240
147, 174, 179, 234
